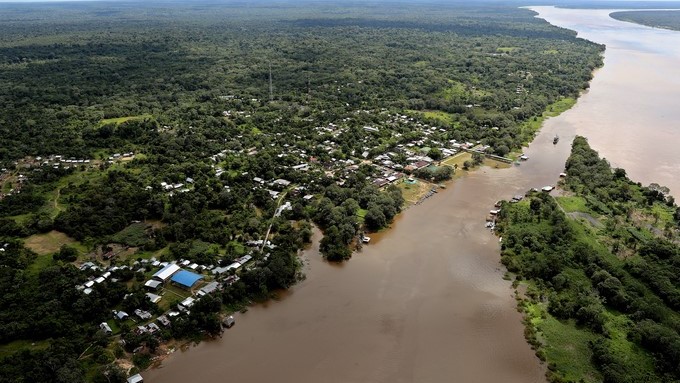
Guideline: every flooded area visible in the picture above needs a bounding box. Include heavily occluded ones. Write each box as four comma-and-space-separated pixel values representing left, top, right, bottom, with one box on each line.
144, 7, 680, 383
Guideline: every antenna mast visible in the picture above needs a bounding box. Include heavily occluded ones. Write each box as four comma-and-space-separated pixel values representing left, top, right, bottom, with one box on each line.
269, 63, 273, 102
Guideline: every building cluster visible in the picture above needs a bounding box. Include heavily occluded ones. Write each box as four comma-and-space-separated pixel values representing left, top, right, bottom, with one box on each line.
85, 254, 256, 351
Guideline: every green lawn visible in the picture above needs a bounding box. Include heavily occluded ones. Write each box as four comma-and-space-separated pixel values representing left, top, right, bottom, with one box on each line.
357, 208, 367, 223
519, 97, 576, 143
556, 196, 593, 214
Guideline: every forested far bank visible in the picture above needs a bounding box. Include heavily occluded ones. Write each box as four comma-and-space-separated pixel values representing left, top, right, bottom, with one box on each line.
496, 136, 680, 383
610, 10, 680, 31
0, 1, 604, 382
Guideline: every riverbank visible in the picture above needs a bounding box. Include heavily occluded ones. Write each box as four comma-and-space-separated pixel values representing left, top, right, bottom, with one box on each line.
495, 137, 680, 382
141, 41, 592, 383
142, 92, 591, 383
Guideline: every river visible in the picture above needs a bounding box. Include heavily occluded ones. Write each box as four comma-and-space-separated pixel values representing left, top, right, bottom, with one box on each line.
144, 7, 680, 383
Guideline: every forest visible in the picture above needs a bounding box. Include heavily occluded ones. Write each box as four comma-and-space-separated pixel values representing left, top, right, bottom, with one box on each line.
0, 1, 604, 381
610, 10, 680, 31
496, 136, 680, 383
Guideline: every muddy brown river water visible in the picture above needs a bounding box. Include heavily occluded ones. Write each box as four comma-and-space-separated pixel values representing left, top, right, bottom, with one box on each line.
144, 7, 680, 383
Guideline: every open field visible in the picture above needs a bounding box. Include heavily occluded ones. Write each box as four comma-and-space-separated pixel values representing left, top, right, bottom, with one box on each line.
100, 114, 153, 126
441, 152, 471, 168
398, 179, 434, 205
519, 97, 576, 142
24, 230, 83, 255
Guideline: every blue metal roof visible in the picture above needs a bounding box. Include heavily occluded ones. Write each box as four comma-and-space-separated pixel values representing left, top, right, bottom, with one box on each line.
171, 269, 203, 288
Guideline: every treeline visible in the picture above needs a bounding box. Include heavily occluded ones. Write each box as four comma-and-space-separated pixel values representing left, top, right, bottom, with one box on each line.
314, 167, 403, 261
496, 137, 680, 382
610, 10, 680, 32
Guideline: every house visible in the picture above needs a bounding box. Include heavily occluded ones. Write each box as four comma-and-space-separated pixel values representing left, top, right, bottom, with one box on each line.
152, 263, 181, 282
146, 323, 161, 333
197, 281, 220, 297
146, 293, 162, 304
235, 255, 252, 264
100, 322, 113, 335
170, 270, 204, 290
127, 374, 144, 383
144, 280, 162, 291
114, 310, 129, 321
157, 315, 171, 327
272, 179, 291, 188
179, 297, 196, 309
212, 262, 241, 275
135, 309, 152, 320
267, 190, 280, 199
413, 160, 430, 169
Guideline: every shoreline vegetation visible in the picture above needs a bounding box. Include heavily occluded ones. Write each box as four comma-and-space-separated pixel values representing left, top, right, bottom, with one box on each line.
610, 10, 680, 32
495, 137, 680, 383
0, 2, 604, 382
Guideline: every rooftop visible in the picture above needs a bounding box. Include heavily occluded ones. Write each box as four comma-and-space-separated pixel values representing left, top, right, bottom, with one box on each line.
171, 269, 204, 289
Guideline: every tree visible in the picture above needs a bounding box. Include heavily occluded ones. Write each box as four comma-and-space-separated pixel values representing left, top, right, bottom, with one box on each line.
428, 147, 443, 160
53, 245, 78, 262
364, 206, 387, 231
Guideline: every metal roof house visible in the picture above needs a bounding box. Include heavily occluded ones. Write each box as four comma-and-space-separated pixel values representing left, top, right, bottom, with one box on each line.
171, 270, 204, 289
144, 279, 163, 290
152, 263, 181, 282
127, 374, 144, 383
197, 281, 220, 297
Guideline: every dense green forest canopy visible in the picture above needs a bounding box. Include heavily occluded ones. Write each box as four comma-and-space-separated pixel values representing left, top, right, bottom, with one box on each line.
0, 1, 605, 381
610, 10, 680, 31
496, 137, 680, 383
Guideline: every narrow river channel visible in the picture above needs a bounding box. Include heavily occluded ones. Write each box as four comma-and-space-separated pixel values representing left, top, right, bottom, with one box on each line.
144, 7, 680, 383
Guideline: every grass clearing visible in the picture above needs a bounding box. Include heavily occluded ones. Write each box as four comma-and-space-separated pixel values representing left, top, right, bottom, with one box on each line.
99, 114, 153, 126
519, 97, 576, 143
497, 46, 520, 53
556, 196, 593, 214
111, 223, 150, 247
440, 80, 467, 101
24, 230, 83, 255
407, 109, 456, 126
398, 180, 433, 204
540, 313, 601, 383
441, 152, 471, 169
0, 339, 50, 358
357, 208, 367, 223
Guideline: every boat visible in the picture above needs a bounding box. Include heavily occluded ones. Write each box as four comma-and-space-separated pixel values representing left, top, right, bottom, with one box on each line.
541, 185, 554, 192
223, 315, 235, 328
362, 236, 371, 244
553, 135, 559, 144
